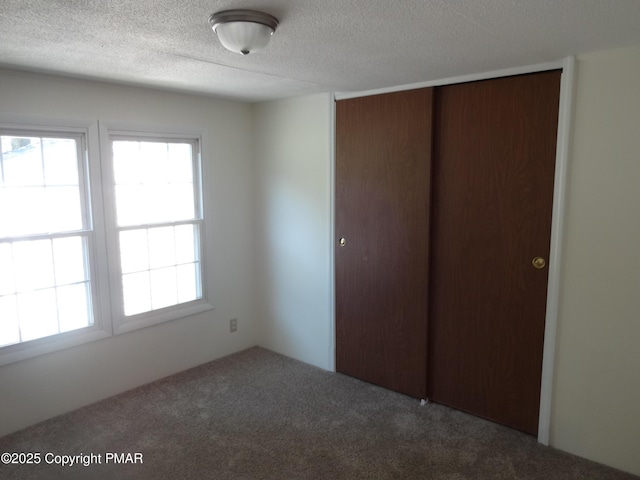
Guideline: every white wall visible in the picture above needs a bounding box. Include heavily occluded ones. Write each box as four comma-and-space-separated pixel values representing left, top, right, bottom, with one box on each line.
249, 52, 640, 476
551, 45, 640, 476
253, 94, 333, 370
4, 45, 639, 476
0, 69, 258, 436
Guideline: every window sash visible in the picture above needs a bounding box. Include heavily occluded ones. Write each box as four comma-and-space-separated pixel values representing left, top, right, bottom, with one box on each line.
0, 132, 92, 237
109, 134, 203, 224
0, 259, 94, 346
0, 128, 102, 354
105, 133, 208, 329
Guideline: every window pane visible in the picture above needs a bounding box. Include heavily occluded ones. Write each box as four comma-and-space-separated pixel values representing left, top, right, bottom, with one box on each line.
148, 226, 175, 269
0, 295, 20, 347
18, 288, 58, 341
0, 186, 82, 237
0, 186, 46, 236
144, 184, 172, 224
1, 135, 83, 237
177, 263, 199, 303
0, 189, 7, 233
115, 185, 142, 226
13, 239, 55, 292
23, 187, 49, 233
175, 224, 197, 264
150, 266, 178, 310
2, 137, 44, 187
45, 186, 83, 231
119, 229, 149, 274
0, 243, 15, 295
112, 141, 141, 184
53, 236, 87, 285
140, 142, 168, 184
112, 140, 197, 227
57, 283, 91, 332
122, 271, 151, 316
168, 184, 195, 220
42, 138, 79, 186
115, 184, 196, 227
168, 143, 193, 183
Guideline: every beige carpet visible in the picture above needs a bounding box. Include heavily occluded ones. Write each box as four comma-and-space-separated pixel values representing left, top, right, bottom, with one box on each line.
0, 347, 637, 479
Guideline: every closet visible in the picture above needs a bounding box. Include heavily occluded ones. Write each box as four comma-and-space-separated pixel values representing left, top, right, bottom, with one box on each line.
335, 88, 433, 399
335, 70, 561, 435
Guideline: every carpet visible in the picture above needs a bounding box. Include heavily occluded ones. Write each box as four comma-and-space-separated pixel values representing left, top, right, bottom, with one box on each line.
0, 347, 637, 479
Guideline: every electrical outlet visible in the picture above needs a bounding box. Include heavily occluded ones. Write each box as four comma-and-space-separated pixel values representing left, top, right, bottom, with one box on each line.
229, 318, 238, 333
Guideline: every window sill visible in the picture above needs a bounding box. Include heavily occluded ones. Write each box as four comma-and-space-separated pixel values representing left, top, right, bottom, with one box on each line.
0, 301, 214, 366
112, 300, 214, 336
0, 327, 111, 367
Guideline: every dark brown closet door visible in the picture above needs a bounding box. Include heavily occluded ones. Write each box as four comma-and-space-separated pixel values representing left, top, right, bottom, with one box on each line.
428, 71, 561, 434
335, 89, 432, 399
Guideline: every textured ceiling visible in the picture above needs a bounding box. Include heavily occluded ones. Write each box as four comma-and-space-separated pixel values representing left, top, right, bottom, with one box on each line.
1, 1, 640, 102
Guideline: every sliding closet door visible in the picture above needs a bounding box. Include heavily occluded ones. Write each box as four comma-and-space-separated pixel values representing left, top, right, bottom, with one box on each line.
428, 71, 561, 434
335, 89, 432, 399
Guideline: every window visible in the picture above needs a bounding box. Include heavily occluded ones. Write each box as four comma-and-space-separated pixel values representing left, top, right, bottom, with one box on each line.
0, 120, 211, 363
0, 131, 96, 349
107, 135, 206, 331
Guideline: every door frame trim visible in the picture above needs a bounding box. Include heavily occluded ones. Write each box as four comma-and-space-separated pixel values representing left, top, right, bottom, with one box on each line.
537, 56, 575, 445
331, 57, 576, 444
334, 60, 564, 100
328, 92, 337, 373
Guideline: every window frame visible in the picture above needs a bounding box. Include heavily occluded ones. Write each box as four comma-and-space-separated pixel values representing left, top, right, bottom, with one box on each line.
0, 117, 112, 366
100, 125, 212, 335
0, 116, 213, 365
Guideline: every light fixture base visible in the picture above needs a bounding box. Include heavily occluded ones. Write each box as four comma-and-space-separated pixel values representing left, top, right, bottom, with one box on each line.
209, 10, 279, 55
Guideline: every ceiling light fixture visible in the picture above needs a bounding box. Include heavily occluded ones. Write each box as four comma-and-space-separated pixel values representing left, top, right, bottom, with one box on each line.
209, 9, 279, 56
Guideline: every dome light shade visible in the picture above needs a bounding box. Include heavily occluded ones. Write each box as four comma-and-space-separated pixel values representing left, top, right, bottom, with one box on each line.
209, 10, 279, 55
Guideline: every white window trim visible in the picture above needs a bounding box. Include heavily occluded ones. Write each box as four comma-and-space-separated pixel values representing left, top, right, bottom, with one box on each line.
98, 122, 213, 336
0, 116, 213, 365
0, 115, 113, 366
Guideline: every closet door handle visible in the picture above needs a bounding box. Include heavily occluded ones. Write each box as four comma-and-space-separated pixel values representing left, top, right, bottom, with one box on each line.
532, 257, 546, 269
339, 238, 346, 247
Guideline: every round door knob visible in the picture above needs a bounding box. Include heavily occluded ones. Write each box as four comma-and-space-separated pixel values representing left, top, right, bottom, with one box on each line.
532, 257, 546, 269
339, 237, 346, 247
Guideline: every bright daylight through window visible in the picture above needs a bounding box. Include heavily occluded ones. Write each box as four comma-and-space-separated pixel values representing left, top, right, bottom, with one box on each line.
111, 138, 203, 317
0, 125, 206, 356
0, 133, 93, 348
